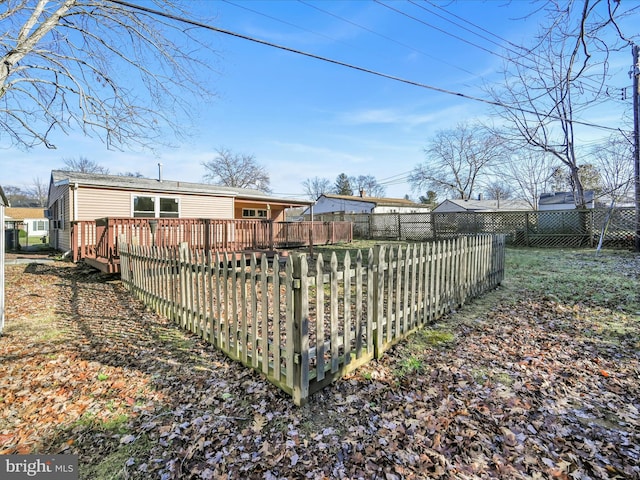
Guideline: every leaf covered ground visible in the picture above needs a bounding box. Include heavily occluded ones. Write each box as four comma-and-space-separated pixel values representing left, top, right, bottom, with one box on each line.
1, 249, 639, 479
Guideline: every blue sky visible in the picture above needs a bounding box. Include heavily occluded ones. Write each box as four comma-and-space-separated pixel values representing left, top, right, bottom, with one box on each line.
2, 0, 636, 200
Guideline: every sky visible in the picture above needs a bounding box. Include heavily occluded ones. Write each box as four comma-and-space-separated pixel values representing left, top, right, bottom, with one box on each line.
1, 0, 637, 201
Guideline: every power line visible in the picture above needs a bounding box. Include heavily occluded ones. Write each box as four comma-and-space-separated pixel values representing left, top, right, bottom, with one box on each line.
374, 0, 514, 63
106, 0, 621, 133
297, 0, 478, 77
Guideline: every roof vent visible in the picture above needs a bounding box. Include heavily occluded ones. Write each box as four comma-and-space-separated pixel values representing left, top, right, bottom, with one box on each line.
158, 163, 163, 183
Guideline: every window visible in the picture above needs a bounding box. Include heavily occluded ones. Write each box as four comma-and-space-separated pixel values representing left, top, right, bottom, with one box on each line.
33, 220, 46, 231
133, 195, 180, 218
242, 208, 268, 218
159, 197, 179, 218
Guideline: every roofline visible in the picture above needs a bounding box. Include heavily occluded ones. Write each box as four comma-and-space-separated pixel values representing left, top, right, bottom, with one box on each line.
50, 170, 313, 206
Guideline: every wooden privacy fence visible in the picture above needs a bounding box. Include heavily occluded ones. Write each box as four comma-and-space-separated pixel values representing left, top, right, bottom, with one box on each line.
119, 234, 506, 405
316, 208, 635, 249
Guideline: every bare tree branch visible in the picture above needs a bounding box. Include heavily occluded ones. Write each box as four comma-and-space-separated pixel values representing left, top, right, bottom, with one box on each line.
0, 0, 216, 150
202, 147, 271, 192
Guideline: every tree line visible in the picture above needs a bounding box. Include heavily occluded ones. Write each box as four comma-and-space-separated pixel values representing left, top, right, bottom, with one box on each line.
1, 2, 635, 211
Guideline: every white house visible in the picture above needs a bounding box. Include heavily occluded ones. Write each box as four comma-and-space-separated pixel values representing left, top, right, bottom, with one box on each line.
538, 191, 595, 211
308, 193, 430, 216
1, 185, 8, 335
4, 207, 49, 238
432, 198, 532, 213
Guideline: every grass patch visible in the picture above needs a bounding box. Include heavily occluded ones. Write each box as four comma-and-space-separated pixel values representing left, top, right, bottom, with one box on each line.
504, 248, 640, 313
78, 434, 155, 480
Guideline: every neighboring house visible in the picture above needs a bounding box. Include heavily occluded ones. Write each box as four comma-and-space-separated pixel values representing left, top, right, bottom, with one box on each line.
1, 185, 8, 334
48, 170, 312, 253
307, 193, 431, 216
432, 198, 532, 213
538, 191, 595, 211
4, 207, 49, 237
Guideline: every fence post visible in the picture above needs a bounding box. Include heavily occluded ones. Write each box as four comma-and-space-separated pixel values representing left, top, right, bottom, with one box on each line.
292, 254, 310, 406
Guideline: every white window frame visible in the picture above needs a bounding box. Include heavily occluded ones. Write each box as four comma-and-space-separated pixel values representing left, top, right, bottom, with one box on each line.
131, 194, 181, 218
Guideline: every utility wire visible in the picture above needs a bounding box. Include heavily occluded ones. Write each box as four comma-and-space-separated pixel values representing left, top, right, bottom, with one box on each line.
106, 0, 621, 133
298, 0, 478, 77
374, 0, 513, 63
408, 0, 620, 98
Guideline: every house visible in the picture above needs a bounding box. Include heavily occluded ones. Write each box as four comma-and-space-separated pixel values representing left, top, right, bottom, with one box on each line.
432, 198, 532, 213
4, 207, 49, 238
48, 170, 312, 253
538, 191, 595, 211
1, 185, 8, 334
307, 193, 431, 216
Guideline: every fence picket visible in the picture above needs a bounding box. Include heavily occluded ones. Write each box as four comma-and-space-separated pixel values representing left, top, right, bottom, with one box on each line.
272, 255, 281, 382
330, 253, 339, 374
343, 251, 352, 367
261, 254, 269, 375
315, 254, 325, 382
119, 234, 506, 406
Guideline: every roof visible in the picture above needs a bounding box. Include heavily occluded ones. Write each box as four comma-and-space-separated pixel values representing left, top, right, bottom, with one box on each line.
5, 207, 47, 220
319, 194, 427, 208
539, 191, 595, 205
50, 170, 312, 206
0, 185, 8, 207
434, 198, 532, 212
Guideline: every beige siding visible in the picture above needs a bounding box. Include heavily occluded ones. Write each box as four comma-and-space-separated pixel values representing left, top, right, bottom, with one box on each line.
77, 187, 131, 220
75, 187, 234, 220
181, 195, 233, 218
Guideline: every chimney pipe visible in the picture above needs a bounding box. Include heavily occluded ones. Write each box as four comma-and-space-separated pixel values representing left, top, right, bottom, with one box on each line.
158, 163, 163, 183
360, 189, 365, 197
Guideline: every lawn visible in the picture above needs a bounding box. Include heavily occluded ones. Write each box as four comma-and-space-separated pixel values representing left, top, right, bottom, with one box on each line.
0, 247, 638, 479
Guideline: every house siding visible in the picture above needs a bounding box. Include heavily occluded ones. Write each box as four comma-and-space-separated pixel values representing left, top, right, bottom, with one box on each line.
77, 187, 131, 219
182, 195, 233, 218
77, 187, 234, 220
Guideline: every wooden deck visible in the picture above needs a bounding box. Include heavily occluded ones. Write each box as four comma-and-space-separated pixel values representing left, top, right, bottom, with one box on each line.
71, 218, 352, 273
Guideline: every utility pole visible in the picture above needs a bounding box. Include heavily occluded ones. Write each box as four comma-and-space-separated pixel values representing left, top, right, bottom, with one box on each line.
633, 44, 640, 252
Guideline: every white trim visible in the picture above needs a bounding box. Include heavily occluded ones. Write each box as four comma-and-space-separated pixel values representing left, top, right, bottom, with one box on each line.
131, 193, 181, 218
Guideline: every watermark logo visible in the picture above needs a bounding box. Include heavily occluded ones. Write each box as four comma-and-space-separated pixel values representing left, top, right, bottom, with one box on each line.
1, 455, 78, 479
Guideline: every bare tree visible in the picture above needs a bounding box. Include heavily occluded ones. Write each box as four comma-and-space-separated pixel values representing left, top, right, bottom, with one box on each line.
483, 181, 513, 201
61, 156, 109, 174
349, 175, 386, 198
488, 1, 636, 208
202, 147, 271, 192
409, 122, 506, 200
2, 185, 35, 207
496, 149, 561, 209
0, 0, 214, 150
29, 177, 48, 207
591, 134, 634, 203
302, 176, 332, 201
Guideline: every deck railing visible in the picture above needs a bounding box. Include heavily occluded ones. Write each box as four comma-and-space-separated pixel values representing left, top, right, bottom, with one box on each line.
71, 218, 353, 272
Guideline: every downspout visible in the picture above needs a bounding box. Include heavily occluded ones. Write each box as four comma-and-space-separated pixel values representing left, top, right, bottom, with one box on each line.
73, 183, 78, 222
65, 183, 78, 258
